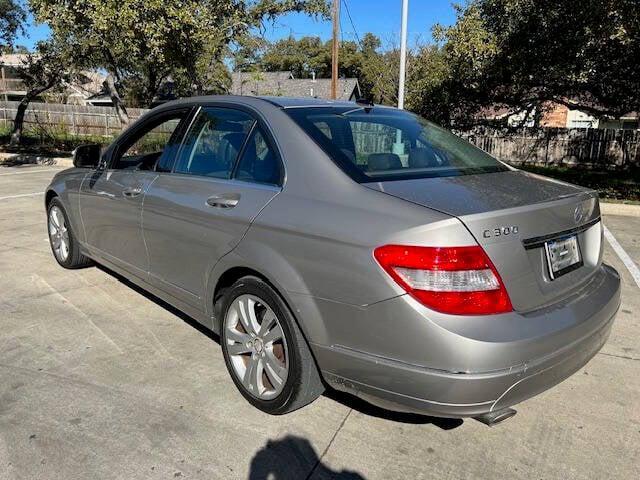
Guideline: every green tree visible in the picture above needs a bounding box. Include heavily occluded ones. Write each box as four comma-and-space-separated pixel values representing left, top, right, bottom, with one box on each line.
0, 0, 25, 49
9, 38, 78, 145
417, 0, 640, 126
357, 37, 402, 105
261, 36, 330, 77
259, 33, 393, 101
31, 0, 329, 123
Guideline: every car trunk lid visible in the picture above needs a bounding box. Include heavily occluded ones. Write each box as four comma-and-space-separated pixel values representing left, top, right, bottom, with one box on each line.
366, 170, 603, 312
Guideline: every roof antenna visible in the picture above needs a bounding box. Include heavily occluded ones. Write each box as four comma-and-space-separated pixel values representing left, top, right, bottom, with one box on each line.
355, 95, 374, 112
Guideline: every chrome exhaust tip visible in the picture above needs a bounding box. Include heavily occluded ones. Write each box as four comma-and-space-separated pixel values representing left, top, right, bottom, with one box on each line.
474, 408, 517, 427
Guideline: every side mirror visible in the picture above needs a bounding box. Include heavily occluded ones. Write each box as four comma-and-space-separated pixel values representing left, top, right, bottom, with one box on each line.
73, 144, 102, 168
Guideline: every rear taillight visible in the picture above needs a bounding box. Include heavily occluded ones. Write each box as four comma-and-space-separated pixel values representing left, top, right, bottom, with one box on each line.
374, 245, 513, 315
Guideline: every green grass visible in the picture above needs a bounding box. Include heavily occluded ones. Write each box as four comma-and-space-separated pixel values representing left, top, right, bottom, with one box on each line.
517, 164, 640, 202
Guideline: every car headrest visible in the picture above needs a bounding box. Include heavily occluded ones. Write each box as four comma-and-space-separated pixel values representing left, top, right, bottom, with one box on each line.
408, 147, 440, 168
223, 133, 247, 152
217, 132, 246, 165
213, 120, 246, 132
253, 151, 280, 185
367, 153, 402, 171
340, 148, 356, 163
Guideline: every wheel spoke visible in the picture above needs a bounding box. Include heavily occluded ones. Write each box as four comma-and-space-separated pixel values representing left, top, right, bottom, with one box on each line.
263, 349, 286, 388
262, 324, 283, 344
258, 310, 277, 337
236, 298, 254, 335
50, 209, 60, 228
59, 239, 69, 259
227, 342, 252, 355
226, 328, 251, 345
246, 297, 260, 334
243, 356, 263, 394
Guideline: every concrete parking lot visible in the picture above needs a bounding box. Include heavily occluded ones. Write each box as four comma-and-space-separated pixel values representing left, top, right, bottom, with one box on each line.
0, 165, 638, 480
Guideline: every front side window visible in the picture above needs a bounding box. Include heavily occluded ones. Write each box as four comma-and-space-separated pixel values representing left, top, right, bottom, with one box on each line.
112, 114, 186, 170
174, 108, 254, 178
286, 107, 509, 182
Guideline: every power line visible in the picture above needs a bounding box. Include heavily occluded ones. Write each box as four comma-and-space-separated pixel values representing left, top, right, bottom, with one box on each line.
341, 0, 362, 47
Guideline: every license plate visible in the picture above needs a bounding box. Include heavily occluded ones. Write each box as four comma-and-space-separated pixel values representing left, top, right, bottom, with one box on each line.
544, 235, 582, 279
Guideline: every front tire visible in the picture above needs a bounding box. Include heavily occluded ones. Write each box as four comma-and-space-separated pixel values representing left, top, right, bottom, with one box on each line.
220, 276, 324, 414
47, 197, 92, 269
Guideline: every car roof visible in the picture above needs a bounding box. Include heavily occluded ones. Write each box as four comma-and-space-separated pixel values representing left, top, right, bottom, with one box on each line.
257, 96, 358, 109
150, 95, 367, 112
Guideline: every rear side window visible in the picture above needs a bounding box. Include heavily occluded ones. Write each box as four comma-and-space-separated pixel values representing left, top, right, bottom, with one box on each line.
286, 107, 508, 182
174, 108, 254, 178
234, 128, 282, 186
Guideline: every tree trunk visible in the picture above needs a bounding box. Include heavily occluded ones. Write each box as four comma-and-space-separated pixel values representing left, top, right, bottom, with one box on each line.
10, 86, 50, 146
103, 74, 129, 126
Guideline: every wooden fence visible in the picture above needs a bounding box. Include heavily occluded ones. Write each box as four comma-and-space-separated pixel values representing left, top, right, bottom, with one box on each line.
462, 127, 640, 170
349, 123, 639, 170
0, 100, 149, 137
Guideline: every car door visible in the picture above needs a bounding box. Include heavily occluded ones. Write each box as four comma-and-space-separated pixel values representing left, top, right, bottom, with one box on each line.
142, 106, 283, 308
79, 108, 192, 278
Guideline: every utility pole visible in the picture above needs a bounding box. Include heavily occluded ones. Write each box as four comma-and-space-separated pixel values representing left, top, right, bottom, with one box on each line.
397, 0, 409, 109
331, 0, 340, 100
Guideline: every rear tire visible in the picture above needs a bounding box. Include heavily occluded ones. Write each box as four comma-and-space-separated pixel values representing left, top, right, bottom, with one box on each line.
47, 197, 92, 269
220, 275, 324, 414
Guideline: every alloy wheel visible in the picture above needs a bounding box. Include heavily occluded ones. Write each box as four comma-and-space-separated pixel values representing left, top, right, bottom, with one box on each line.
48, 206, 70, 262
225, 294, 289, 400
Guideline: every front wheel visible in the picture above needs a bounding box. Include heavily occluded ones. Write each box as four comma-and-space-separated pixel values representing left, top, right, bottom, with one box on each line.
220, 276, 324, 414
47, 198, 92, 269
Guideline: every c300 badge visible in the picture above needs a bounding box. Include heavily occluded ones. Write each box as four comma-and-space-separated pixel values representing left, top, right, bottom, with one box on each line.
483, 226, 519, 238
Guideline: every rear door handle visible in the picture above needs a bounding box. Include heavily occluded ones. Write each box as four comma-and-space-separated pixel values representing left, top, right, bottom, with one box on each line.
206, 193, 240, 209
123, 186, 143, 198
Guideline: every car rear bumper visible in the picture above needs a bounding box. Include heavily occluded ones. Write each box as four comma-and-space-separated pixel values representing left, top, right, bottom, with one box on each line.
311, 264, 621, 418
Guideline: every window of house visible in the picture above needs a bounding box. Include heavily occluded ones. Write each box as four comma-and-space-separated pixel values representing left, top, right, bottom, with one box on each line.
568, 119, 594, 129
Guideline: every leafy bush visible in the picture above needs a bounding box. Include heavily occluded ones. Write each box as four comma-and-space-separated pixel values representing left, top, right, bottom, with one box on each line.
0, 124, 114, 153
517, 165, 640, 202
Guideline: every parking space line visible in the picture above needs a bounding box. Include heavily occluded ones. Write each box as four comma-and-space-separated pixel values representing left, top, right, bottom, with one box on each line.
0, 192, 44, 201
0, 168, 61, 176
604, 225, 640, 289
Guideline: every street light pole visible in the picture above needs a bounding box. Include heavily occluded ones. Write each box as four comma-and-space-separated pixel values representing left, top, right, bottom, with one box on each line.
331, 0, 340, 100
393, 0, 410, 156
397, 0, 409, 109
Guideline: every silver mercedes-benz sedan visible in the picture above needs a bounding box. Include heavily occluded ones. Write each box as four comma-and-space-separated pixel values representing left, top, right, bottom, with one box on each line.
45, 96, 620, 423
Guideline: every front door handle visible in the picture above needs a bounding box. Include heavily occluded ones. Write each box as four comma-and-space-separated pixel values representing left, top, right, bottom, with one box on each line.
123, 186, 143, 198
206, 193, 240, 209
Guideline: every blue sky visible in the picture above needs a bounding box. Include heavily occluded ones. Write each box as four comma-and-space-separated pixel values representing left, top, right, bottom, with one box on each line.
15, 0, 458, 50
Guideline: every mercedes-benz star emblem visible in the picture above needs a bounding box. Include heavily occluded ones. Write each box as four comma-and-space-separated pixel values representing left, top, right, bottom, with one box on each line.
574, 204, 584, 224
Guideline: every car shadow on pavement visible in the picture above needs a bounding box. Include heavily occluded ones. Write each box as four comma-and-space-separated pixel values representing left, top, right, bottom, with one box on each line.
325, 390, 463, 429
249, 435, 365, 480
98, 265, 464, 431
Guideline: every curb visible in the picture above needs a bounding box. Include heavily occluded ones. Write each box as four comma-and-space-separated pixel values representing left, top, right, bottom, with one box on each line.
0, 152, 73, 168
601, 202, 640, 218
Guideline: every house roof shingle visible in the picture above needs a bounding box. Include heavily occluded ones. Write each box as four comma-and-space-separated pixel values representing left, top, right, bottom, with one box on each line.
231, 71, 360, 101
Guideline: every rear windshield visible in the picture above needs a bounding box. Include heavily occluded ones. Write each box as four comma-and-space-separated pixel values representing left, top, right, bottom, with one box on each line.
285, 106, 508, 182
